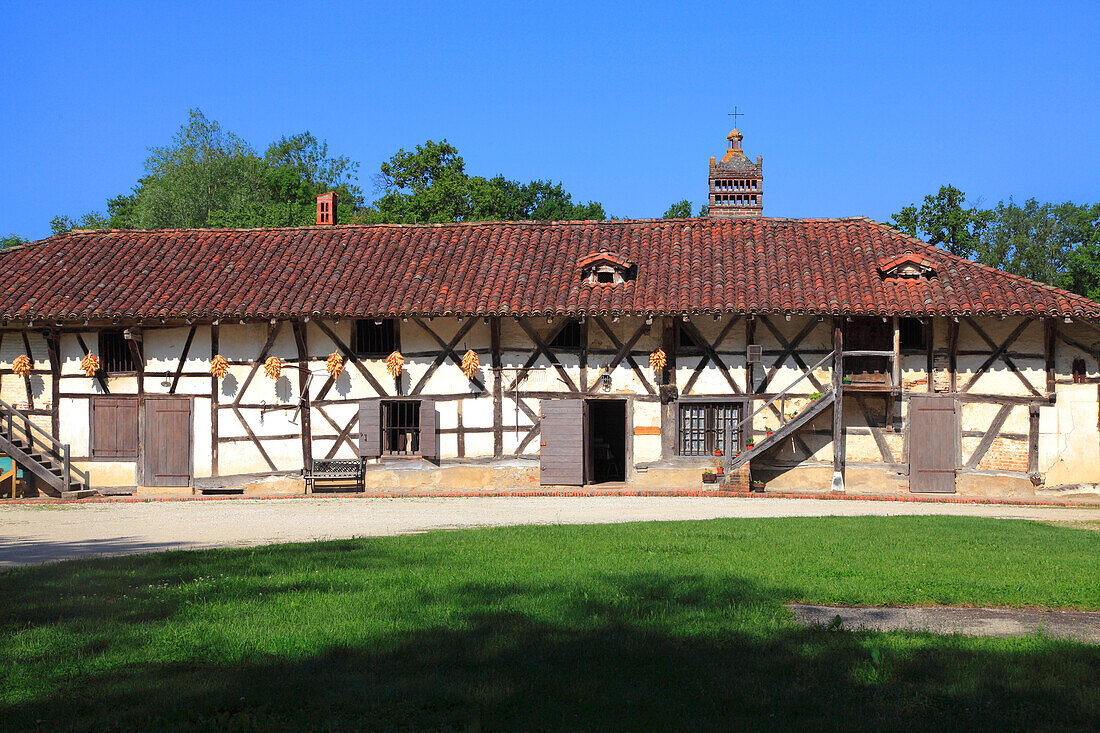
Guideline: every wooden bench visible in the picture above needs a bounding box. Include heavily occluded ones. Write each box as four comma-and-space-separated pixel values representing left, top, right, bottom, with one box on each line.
302, 459, 364, 494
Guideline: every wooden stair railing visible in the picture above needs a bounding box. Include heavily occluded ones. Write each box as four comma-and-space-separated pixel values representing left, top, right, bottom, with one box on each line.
724, 349, 837, 474
0, 397, 91, 498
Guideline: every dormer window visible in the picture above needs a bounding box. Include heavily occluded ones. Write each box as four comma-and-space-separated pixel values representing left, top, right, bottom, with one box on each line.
879, 253, 936, 279
578, 251, 634, 285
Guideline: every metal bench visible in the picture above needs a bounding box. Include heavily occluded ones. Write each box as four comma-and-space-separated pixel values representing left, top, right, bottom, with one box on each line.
302, 459, 364, 494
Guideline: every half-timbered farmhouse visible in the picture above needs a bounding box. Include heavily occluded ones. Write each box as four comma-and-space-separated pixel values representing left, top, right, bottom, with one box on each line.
2, 131, 1099, 498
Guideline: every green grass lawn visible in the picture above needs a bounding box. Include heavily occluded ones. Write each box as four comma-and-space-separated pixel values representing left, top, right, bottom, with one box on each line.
2, 516, 1098, 731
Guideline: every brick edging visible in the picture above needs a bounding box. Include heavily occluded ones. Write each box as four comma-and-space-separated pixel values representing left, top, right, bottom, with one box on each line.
1, 489, 1097, 508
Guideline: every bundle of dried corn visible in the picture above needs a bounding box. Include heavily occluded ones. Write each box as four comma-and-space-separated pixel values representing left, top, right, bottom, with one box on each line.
460, 349, 479, 380
386, 350, 404, 378
325, 352, 344, 379
264, 356, 282, 380
210, 354, 230, 378
12, 355, 31, 377
649, 347, 667, 373
80, 353, 100, 377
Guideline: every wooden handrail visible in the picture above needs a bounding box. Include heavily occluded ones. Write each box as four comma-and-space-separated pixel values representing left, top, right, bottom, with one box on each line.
729, 349, 836, 439
0, 397, 88, 485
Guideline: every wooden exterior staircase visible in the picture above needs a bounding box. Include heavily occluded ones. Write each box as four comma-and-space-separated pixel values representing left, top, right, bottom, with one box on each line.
0, 398, 93, 499
725, 349, 838, 474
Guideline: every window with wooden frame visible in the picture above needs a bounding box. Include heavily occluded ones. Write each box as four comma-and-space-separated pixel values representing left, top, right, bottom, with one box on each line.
98, 331, 138, 374
899, 318, 928, 352
382, 400, 421, 455
678, 402, 739, 456
549, 320, 583, 352
354, 319, 399, 357
90, 397, 139, 459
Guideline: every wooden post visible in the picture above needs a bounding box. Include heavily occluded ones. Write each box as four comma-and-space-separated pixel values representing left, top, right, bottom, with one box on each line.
46, 331, 61, 440
925, 318, 935, 393
211, 322, 219, 477
948, 319, 960, 392
891, 317, 901, 389
293, 321, 313, 472
1045, 319, 1057, 396
832, 319, 845, 493
660, 316, 678, 460
579, 317, 589, 393
491, 317, 503, 458
746, 316, 756, 393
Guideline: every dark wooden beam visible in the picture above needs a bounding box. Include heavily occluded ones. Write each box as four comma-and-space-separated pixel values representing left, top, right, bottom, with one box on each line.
1028, 404, 1040, 475
1045, 319, 1057, 395
127, 337, 144, 396
746, 317, 756, 394
661, 316, 677, 460
18, 332, 34, 409
925, 318, 934, 393
314, 320, 389, 397
832, 319, 845, 492
292, 321, 313, 472
964, 403, 1013, 469
46, 331, 60, 440
491, 317, 503, 458
75, 333, 110, 393
947, 319, 960, 392
211, 323, 219, 477
169, 325, 197, 395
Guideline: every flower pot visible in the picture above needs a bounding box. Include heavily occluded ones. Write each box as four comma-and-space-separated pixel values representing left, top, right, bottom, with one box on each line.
716, 467, 724, 475
702, 473, 717, 484
746, 444, 754, 450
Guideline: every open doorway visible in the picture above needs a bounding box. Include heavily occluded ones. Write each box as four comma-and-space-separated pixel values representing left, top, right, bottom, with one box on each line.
586, 399, 626, 484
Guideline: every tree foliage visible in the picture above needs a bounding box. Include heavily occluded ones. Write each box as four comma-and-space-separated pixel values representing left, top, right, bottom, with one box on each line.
359, 140, 606, 224
891, 185, 1100, 300
53, 110, 364, 232
1, 233, 27, 248
663, 200, 693, 218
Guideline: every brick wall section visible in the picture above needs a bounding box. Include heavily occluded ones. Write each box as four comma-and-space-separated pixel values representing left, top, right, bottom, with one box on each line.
977, 437, 1029, 472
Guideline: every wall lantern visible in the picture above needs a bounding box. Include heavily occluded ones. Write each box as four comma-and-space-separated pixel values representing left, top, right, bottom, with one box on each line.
600, 373, 613, 392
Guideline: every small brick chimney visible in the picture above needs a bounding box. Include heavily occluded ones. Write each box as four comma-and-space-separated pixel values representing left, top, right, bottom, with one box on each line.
315, 192, 337, 226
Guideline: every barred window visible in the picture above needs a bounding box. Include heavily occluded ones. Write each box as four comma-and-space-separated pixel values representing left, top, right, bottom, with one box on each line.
678, 402, 739, 456
382, 400, 420, 455
354, 319, 399, 357
549, 320, 582, 351
98, 331, 137, 374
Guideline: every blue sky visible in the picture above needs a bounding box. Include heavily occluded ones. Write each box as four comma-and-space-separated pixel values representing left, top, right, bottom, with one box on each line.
2, 1, 1099, 239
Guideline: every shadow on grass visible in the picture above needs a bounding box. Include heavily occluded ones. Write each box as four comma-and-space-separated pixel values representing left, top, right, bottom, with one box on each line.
1, 539, 1098, 731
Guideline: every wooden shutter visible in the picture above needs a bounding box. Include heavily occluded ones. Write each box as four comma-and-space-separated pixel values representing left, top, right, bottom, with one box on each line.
908, 394, 957, 494
91, 397, 139, 459
359, 400, 381, 458
539, 399, 585, 486
419, 399, 438, 460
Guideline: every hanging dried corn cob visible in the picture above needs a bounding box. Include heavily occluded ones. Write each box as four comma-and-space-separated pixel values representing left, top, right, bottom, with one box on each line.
80, 353, 100, 377
263, 356, 282, 380
210, 354, 229, 379
12, 355, 31, 377
649, 347, 667, 373
325, 351, 344, 379
460, 349, 479, 380
386, 350, 404, 378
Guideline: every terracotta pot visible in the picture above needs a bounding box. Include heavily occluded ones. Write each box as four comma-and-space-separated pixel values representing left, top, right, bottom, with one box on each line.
702, 473, 717, 484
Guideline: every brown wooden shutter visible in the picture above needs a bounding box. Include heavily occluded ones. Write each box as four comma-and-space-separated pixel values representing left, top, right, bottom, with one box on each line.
419, 399, 438, 460
359, 400, 381, 458
908, 394, 957, 494
539, 399, 585, 486
91, 397, 139, 459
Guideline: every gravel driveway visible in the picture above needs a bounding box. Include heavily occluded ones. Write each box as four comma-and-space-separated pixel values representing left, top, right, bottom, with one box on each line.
1, 496, 1096, 569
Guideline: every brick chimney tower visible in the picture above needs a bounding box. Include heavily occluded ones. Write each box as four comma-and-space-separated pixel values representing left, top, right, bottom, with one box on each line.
315, 192, 338, 225
707, 129, 763, 218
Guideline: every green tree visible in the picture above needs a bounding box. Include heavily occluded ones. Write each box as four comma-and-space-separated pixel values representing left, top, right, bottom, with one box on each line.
663, 200, 693, 218
890, 185, 986, 259
894, 187, 1100, 299
1, 233, 27, 248
362, 139, 605, 223
54, 110, 364, 231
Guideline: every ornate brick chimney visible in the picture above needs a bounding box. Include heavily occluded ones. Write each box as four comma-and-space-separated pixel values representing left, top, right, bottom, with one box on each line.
315, 192, 337, 225
707, 129, 763, 218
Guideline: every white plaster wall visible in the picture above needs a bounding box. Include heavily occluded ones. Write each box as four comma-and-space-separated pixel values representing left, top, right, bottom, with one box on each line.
956, 317, 1045, 396
1039, 383, 1100, 484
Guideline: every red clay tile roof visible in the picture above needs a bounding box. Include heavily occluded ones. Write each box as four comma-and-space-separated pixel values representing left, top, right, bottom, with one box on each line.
1, 217, 1097, 322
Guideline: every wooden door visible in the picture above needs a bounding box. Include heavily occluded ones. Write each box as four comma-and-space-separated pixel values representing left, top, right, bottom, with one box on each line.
143, 397, 192, 487
908, 394, 957, 493
539, 399, 585, 486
